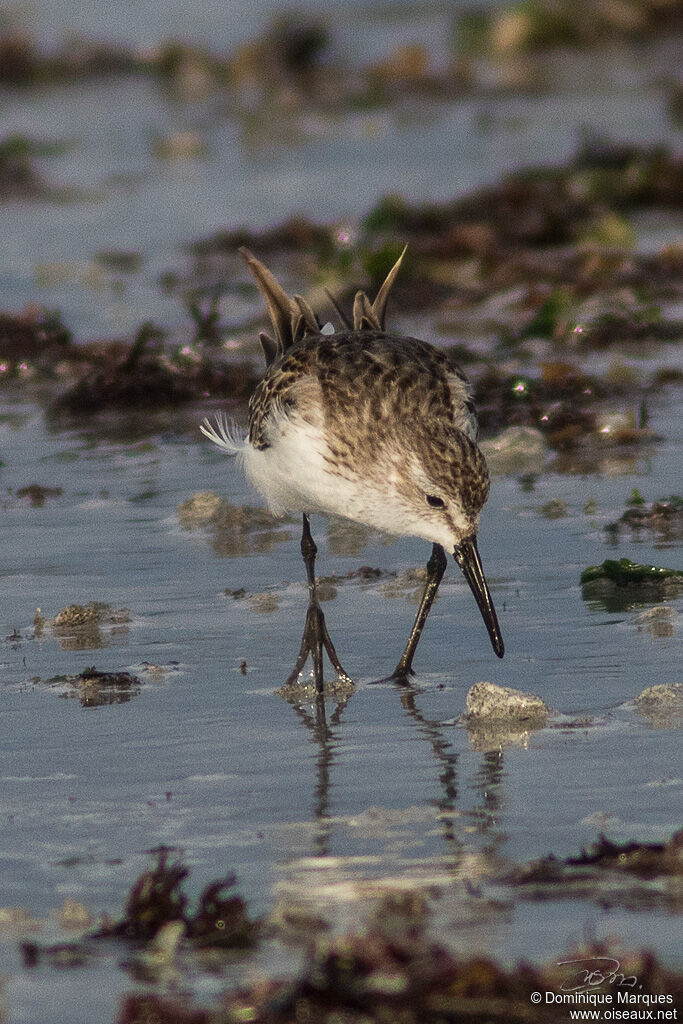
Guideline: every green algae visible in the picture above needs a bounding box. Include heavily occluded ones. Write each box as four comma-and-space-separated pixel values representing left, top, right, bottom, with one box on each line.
581, 558, 683, 585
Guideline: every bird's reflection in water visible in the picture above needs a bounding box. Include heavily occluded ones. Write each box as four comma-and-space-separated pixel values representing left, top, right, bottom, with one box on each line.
467, 749, 505, 858
289, 692, 350, 858
394, 680, 462, 854
281, 677, 507, 872
393, 678, 507, 867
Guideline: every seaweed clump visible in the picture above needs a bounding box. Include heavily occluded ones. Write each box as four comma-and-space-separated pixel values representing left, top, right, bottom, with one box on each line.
187, 876, 257, 949
567, 832, 683, 879
15, 483, 63, 507
182, 143, 683, 345
606, 494, 683, 542
116, 934, 683, 1023
580, 557, 683, 612
41, 666, 141, 707
363, 143, 683, 253
581, 557, 683, 585
0, 306, 72, 379
505, 829, 683, 910
17, 847, 683, 1022
0, 29, 139, 86
501, 827, 683, 917
0, 134, 74, 201
51, 321, 257, 416
95, 848, 258, 949
458, 0, 683, 57
0, 305, 258, 415
98, 849, 189, 941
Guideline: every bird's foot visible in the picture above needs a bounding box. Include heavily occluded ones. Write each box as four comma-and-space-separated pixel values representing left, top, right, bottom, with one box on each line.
369, 664, 416, 686
282, 603, 352, 694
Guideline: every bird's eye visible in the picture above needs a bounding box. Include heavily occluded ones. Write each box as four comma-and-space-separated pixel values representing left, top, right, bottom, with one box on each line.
426, 494, 445, 509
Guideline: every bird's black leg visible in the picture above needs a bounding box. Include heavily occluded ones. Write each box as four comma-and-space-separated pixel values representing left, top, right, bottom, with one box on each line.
284, 514, 350, 691
392, 543, 447, 682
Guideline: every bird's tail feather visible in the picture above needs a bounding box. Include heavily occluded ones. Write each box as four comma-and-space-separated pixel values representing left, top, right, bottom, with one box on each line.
199, 413, 247, 455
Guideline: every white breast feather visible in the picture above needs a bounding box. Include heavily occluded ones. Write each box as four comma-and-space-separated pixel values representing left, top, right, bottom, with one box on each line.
243, 406, 334, 516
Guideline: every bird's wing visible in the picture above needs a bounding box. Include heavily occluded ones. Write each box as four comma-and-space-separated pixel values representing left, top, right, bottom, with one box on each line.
248, 357, 323, 450
360, 336, 480, 441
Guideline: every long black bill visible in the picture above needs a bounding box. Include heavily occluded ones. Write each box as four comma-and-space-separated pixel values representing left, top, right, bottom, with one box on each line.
454, 536, 505, 658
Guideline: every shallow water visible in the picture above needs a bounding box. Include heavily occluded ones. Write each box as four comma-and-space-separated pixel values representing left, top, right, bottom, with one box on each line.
0, 382, 681, 1020
1, 2, 682, 1020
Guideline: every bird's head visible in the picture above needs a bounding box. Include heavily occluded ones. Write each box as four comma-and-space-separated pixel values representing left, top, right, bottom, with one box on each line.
390, 426, 504, 658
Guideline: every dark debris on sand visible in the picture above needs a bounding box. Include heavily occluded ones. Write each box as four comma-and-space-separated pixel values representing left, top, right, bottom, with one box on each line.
0, 31, 139, 86
96, 848, 190, 941
115, 928, 683, 1024
0, 312, 257, 415
145, 142, 683, 453
581, 557, 683, 586
52, 322, 257, 416
0, 133, 83, 201
116, 944, 683, 1022
458, 0, 683, 58
606, 493, 683, 542
508, 830, 683, 885
40, 666, 142, 707
0, 305, 71, 363
1, 141, 680, 442
16, 840, 683, 1022
567, 832, 683, 879
15, 483, 63, 507
2, 0, 681, 107
472, 359, 665, 449
172, 141, 683, 452
0, 14, 327, 90
365, 143, 682, 250
0, 134, 54, 201
503, 830, 683, 912
190, 143, 682, 268
181, 142, 683, 348
187, 876, 259, 949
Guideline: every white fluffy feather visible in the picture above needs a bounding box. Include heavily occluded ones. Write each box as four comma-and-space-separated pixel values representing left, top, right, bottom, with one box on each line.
199, 413, 247, 455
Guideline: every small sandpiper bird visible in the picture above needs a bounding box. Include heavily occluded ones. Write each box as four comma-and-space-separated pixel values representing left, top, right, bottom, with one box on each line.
201, 248, 504, 689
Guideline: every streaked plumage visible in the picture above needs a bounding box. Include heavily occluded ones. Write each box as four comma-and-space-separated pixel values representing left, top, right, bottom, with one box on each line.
201, 248, 504, 688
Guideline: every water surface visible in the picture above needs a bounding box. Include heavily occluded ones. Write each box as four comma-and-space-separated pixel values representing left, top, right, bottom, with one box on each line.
0, 2, 681, 1019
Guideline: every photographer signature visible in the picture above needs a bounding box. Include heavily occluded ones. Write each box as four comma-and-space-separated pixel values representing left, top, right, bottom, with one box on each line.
557, 957, 638, 992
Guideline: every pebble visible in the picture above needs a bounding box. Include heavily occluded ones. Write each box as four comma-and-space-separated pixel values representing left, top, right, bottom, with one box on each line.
249, 592, 279, 614
57, 900, 92, 930
54, 604, 98, 626
634, 683, 683, 712
464, 681, 549, 722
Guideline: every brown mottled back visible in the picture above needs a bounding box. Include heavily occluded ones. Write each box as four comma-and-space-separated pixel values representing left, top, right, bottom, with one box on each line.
249, 329, 489, 519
